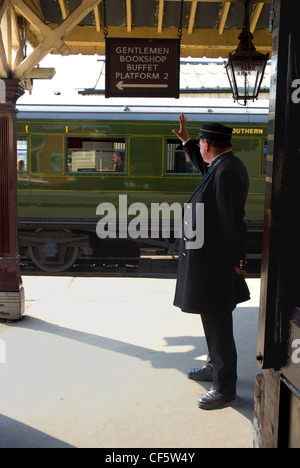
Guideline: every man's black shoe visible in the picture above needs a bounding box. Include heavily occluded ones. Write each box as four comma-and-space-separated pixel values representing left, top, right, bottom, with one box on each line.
187, 366, 213, 382
198, 388, 237, 410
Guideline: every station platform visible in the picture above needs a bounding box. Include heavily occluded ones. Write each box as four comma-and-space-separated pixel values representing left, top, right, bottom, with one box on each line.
0, 276, 261, 449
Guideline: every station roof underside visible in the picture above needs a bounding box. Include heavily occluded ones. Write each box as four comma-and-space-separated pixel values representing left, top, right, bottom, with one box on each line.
24, 0, 272, 57
0, 0, 272, 81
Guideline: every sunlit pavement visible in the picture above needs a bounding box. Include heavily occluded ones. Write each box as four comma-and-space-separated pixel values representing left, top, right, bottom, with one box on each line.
0, 276, 260, 448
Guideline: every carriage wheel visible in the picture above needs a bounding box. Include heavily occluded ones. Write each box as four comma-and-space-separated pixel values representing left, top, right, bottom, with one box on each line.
28, 229, 79, 273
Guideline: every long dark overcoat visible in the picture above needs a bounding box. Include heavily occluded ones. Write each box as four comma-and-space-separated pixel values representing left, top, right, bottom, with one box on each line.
174, 140, 250, 315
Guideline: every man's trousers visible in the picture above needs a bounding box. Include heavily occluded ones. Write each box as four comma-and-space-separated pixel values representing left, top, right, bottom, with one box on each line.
201, 312, 237, 394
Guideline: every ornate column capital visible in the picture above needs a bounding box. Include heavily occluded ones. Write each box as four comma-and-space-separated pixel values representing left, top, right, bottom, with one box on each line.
0, 79, 25, 109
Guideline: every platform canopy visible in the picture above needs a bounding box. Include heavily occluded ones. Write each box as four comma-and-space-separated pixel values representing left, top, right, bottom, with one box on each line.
0, 0, 272, 81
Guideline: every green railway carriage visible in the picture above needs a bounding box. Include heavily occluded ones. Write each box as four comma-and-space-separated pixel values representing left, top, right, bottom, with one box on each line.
16, 101, 268, 272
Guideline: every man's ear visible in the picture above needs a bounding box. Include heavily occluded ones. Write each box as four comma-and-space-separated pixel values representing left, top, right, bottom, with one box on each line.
203, 140, 210, 151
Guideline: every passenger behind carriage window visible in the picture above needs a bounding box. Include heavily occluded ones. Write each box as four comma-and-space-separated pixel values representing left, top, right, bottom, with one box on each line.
112, 150, 125, 172
17, 138, 28, 172
167, 141, 197, 174
17, 159, 26, 171
67, 138, 126, 173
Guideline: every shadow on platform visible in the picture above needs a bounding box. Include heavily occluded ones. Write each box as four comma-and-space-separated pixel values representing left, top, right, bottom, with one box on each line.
13, 307, 258, 422
0, 277, 260, 448
0, 414, 74, 448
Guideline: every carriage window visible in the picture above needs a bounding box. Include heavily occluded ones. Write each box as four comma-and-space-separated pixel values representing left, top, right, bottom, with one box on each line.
262, 140, 268, 176
67, 138, 126, 173
17, 137, 28, 172
232, 138, 261, 177
166, 140, 198, 174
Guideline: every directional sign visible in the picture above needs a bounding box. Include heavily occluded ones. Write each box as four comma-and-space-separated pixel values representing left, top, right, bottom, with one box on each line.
105, 38, 180, 98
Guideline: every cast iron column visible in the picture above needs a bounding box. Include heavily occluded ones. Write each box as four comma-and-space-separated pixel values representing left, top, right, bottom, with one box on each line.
0, 79, 25, 321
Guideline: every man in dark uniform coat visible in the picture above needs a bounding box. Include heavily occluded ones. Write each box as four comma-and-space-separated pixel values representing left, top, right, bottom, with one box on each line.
173, 114, 250, 410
